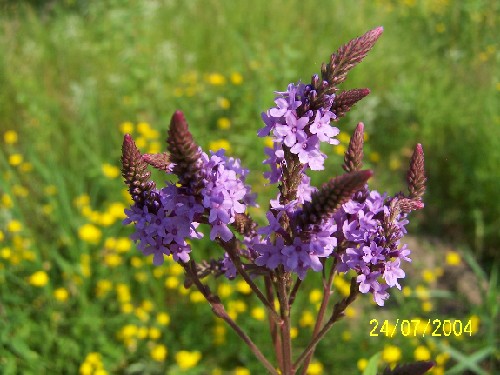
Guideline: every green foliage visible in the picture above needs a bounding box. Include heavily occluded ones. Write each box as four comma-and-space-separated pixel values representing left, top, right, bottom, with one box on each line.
0, 0, 497, 374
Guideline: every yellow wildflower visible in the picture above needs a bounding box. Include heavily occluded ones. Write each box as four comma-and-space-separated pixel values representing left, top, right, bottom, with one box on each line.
104, 253, 122, 267
1, 193, 13, 208
190, 290, 205, 303
235, 280, 251, 294
141, 299, 154, 312
150, 344, 168, 361
119, 122, 134, 134
209, 139, 231, 152
403, 286, 411, 297
422, 269, 437, 283
422, 300, 433, 312
54, 287, 69, 302
445, 250, 461, 266
0, 247, 12, 259
414, 345, 431, 361
137, 326, 148, 339
217, 283, 232, 298
217, 117, 231, 130
213, 323, 226, 345
309, 289, 323, 304
338, 131, 351, 144
230, 72, 243, 85
78, 224, 102, 244
357, 358, 368, 372
4, 130, 18, 144
307, 361, 323, 375
149, 327, 161, 339
229, 300, 246, 313
382, 344, 402, 364
9, 154, 23, 166
207, 73, 226, 85
7, 220, 22, 232
334, 144, 346, 156
299, 310, 315, 327
102, 163, 120, 178
344, 306, 357, 318
121, 303, 133, 314
29, 270, 49, 287
96, 279, 112, 297
217, 97, 231, 109
164, 276, 178, 289
115, 237, 130, 252
234, 367, 250, 375
264, 137, 273, 148
468, 314, 480, 334
157, 312, 170, 326
176, 350, 202, 369
251, 307, 265, 321
148, 141, 162, 154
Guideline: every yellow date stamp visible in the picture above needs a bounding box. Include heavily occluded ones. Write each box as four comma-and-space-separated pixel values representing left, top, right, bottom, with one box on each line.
369, 318, 475, 338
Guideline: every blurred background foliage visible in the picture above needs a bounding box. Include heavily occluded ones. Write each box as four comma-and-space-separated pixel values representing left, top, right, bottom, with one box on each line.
0, 0, 498, 374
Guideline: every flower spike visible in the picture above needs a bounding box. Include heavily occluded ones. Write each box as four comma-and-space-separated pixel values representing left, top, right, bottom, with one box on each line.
300, 169, 373, 226
407, 143, 426, 199
331, 88, 370, 119
121, 134, 157, 208
143, 152, 172, 173
343, 122, 365, 172
167, 110, 204, 193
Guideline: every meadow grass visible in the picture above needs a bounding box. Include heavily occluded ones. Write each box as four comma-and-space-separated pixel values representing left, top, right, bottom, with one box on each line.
0, 0, 498, 373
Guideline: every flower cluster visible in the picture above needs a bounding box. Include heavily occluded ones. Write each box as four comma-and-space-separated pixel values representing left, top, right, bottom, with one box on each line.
123, 132, 256, 266
123, 185, 204, 265
335, 189, 415, 305
258, 82, 339, 177
201, 149, 256, 242
120, 27, 430, 374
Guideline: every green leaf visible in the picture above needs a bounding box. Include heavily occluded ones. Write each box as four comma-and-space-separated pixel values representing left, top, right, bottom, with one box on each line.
363, 352, 380, 375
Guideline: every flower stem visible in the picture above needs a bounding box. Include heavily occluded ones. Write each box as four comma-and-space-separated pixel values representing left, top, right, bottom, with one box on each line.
220, 237, 283, 325
276, 271, 293, 374
294, 277, 359, 371
183, 260, 279, 375
299, 259, 337, 375
265, 275, 283, 370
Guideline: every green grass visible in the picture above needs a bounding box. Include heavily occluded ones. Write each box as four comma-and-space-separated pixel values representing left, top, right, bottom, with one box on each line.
0, 0, 498, 374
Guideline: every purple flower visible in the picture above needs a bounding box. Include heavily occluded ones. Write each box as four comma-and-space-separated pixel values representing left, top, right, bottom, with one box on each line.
124, 185, 204, 265
290, 136, 325, 170
334, 188, 413, 305
263, 144, 285, 184
254, 237, 285, 270
281, 238, 322, 279
383, 258, 405, 290
309, 112, 339, 144
274, 114, 309, 148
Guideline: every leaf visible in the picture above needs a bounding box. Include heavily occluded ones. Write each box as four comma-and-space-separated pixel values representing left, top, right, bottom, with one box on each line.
363, 352, 381, 375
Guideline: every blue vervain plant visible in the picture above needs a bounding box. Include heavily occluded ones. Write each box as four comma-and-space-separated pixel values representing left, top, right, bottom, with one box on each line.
121, 27, 431, 375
